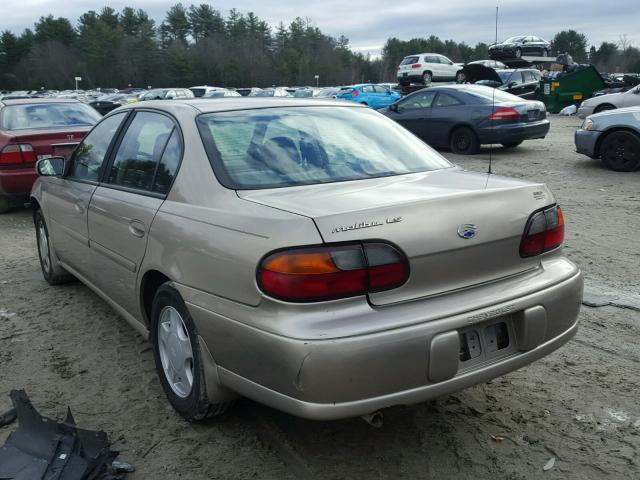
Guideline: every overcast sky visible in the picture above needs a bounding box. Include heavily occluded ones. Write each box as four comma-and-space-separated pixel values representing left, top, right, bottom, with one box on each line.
1, 0, 638, 56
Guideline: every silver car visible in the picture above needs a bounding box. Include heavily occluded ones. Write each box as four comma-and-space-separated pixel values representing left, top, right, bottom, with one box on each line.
31, 99, 583, 421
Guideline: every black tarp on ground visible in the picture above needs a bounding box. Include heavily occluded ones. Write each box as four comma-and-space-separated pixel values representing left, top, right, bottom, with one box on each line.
0, 390, 123, 480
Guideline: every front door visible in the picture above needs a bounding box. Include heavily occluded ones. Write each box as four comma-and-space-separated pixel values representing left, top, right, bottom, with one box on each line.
427, 92, 466, 147
391, 90, 437, 142
87, 111, 182, 317
44, 112, 129, 276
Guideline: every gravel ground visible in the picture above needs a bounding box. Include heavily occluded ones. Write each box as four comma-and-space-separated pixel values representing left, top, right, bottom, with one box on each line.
1, 115, 639, 479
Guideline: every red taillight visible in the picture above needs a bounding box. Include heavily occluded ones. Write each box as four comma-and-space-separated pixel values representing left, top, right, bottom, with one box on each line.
352, 90, 360, 97
411, 63, 422, 68
257, 242, 409, 302
0, 144, 36, 165
520, 206, 565, 257
488, 107, 520, 121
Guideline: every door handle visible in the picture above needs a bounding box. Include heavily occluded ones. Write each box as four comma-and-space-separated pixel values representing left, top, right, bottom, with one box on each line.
74, 201, 85, 214
128, 220, 146, 238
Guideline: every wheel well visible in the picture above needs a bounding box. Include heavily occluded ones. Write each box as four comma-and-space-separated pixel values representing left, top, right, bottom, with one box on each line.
30, 198, 41, 220
141, 270, 171, 325
594, 104, 615, 112
594, 127, 640, 158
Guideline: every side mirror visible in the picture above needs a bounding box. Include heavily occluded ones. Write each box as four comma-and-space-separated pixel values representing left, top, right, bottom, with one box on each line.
508, 81, 518, 88
36, 157, 65, 177
389, 103, 398, 112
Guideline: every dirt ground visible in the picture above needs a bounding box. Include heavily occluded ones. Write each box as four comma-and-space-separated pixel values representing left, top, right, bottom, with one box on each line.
1, 115, 639, 479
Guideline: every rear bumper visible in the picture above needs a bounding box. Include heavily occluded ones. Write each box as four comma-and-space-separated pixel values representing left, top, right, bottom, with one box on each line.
478, 120, 550, 144
397, 74, 424, 84
0, 167, 38, 198
181, 258, 583, 420
574, 129, 600, 158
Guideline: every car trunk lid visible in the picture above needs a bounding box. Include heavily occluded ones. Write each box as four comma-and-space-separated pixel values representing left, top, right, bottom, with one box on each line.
5, 127, 91, 162
238, 168, 556, 306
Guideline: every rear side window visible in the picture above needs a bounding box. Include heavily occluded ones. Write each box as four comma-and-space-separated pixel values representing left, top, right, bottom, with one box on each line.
0, 102, 101, 131
106, 112, 176, 192
434, 93, 463, 107
153, 129, 182, 194
68, 112, 127, 182
400, 56, 419, 65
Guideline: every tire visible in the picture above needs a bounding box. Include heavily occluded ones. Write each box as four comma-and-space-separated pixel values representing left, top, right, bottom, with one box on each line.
360, 102, 368, 106
0, 197, 10, 214
455, 71, 465, 83
502, 141, 523, 148
34, 209, 74, 285
422, 71, 432, 85
150, 283, 233, 421
594, 104, 615, 114
599, 131, 640, 172
450, 127, 480, 155
515, 47, 522, 59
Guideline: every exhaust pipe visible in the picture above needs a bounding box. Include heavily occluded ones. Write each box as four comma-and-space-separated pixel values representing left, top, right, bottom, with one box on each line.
360, 411, 383, 428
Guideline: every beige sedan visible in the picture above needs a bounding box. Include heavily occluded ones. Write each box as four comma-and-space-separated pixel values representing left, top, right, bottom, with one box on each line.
31, 99, 583, 421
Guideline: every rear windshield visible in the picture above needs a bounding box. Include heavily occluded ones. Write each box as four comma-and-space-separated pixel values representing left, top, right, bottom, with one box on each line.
197, 106, 452, 190
0, 103, 101, 131
400, 56, 419, 65
464, 86, 525, 103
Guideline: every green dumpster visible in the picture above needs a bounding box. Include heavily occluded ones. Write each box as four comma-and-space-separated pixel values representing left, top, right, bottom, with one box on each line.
539, 65, 605, 113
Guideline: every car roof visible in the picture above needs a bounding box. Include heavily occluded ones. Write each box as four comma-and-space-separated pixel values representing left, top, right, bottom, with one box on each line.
123, 97, 365, 114
0, 98, 82, 106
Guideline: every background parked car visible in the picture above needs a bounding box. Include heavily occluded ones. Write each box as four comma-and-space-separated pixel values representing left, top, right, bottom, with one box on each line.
381, 84, 549, 154
467, 59, 507, 69
489, 35, 551, 59
189, 85, 226, 97
0, 98, 100, 212
248, 87, 292, 97
397, 53, 464, 85
466, 65, 542, 100
315, 87, 341, 98
203, 89, 242, 98
336, 84, 401, 108
577, 85, 640, 118
236, 87, 262, 96
293, 88, 321, 98
89, 94, 139, 115
575, 106, 640, 171
140, 88, 194, 100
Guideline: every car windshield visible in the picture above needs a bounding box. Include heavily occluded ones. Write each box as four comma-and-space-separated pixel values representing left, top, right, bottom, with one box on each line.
464, 86, 525, 103
1, 103, 101, 130
197, 106, 452, 189
503, 36, 525, 43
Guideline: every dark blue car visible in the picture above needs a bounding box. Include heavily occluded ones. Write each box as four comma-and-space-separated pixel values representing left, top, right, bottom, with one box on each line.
380, 84, 550, 154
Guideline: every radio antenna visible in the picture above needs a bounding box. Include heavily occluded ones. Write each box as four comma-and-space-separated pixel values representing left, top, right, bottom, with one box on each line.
488, 2, 499, 176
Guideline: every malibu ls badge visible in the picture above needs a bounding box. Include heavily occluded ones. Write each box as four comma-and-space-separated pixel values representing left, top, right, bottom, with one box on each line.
457, 224, 478, 239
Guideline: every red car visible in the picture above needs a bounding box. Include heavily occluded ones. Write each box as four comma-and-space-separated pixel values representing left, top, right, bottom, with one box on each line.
0, 98, 101, 213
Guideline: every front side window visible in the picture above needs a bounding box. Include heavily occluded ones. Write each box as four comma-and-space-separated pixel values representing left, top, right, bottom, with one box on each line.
67, 112, 127, 182
197, 106, 451, 190
399, 91, 437, 110
1, 102, 101, 131
106, 112, 175, 192
362, 85, 374, 93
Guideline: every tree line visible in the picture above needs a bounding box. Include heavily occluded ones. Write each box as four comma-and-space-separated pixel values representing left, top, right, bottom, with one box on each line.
1, 6, 639, 91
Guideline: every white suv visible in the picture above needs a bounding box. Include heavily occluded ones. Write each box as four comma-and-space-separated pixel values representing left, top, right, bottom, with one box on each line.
397, 53, 464, 85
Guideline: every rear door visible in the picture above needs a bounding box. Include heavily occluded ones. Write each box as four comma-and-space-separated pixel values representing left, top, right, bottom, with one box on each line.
87, 110, 182, 316
43, 112, 129, 276
389, 90, 437, 142
520, 71, 540, 99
